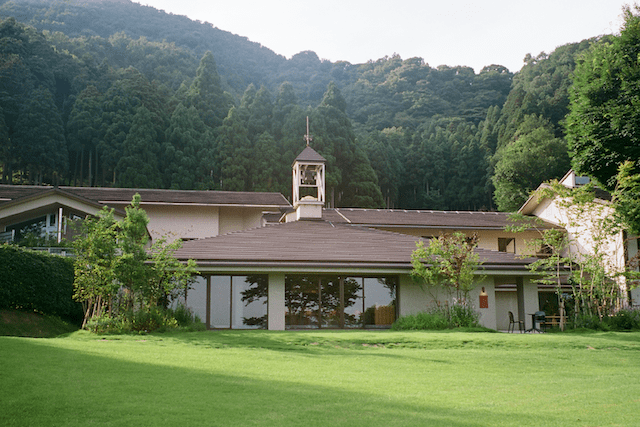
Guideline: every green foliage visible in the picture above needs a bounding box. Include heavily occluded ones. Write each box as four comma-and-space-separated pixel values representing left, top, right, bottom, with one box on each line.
492, 115, 570, 211
392, 303, 480, 330
391, 311, 450, 330
612, 161, 640, 235
570, 309, 640, 331
517, 181, 631, 329
72, 195, 199, 330
567, 6, 640, 190
0, 245, 82, 323
84, 304, 204, 334
411, 232, 482, 301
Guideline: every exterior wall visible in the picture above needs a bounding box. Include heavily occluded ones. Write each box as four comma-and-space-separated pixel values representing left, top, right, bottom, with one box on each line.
469, 277, 496, 329
521, 277, 540, 330
268, 273, 285, 330
495, 290, 519, 330
398, 274, 510, 330
531, 196, 628, 296
218, 207, 265, 235
374, 227, 542, 256
142, 205, 220, 242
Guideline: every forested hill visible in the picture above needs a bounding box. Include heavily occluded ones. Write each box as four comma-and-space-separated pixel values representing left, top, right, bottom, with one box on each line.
0, 0, 607, 211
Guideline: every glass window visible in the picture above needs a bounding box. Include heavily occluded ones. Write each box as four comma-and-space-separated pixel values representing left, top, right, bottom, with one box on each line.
285, 275, 320, 328
498, 237, 516, 253
205, 275, 268, 329
233, 275, 267, 329
286, 275, 397, 329
186, 276, 207, 324
210, 276, 231, 328
362, 277, 397, 328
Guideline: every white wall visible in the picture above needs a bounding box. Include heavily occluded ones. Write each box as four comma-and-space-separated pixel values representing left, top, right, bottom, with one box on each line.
268, 273, 285, 330
143, 205, 220, 242
399, 274, 504, 330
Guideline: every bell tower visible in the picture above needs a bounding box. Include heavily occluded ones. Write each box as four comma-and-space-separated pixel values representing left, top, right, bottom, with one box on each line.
291, 117, 326, 220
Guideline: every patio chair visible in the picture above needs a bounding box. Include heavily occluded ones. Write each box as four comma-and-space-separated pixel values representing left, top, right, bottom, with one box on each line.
508, 311, 524, 333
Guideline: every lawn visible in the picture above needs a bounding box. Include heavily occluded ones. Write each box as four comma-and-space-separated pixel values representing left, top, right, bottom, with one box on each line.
1, 330, 639, 426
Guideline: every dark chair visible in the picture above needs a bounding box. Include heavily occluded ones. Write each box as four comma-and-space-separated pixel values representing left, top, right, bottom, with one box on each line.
534, 311, 546, 332
508, 311, 524, 333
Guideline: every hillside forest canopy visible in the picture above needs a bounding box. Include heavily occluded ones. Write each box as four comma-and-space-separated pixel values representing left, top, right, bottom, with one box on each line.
0, 0, 619, 211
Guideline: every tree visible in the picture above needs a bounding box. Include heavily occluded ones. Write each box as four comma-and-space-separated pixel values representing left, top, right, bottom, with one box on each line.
566, 6, 640, 190
72, 195, 200, 329
411, 232, 481, 302
186, 51, 233, 130
72, 207, 119, 328
162, 103, 215, 189
115, 105, 163, 188
492, 116, 570, 211
12, 86, 68, 184
66, 85, 103, 186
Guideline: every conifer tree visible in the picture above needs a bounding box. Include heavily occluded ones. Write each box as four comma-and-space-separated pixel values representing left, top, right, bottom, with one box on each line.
13, 86, 68, 184
163, 103, 215, 189
67, 85, 102, 186
115, 106, 163, 188
186, 51, 233, 131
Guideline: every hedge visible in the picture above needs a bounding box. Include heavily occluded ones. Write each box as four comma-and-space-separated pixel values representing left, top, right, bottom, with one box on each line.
0, 245, 82, 323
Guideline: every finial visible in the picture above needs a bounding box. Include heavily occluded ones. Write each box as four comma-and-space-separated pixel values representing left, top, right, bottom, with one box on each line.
303, 116, 312, 147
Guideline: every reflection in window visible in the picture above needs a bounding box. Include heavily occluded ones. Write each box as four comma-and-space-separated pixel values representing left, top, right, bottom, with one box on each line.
208, 275, 267, 329
285, 275, 396, 329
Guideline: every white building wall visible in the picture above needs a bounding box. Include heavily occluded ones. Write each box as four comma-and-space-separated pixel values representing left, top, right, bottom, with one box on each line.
268, 273, 285, 330
531, 196, 628, 298
399, 274, 503, 330
143, 205, 220, 242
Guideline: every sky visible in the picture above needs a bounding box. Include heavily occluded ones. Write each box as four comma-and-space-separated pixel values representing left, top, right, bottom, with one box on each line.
133, 0, 627, 73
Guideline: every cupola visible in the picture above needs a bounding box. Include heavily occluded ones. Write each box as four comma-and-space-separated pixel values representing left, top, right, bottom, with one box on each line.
291, 118, 326, 221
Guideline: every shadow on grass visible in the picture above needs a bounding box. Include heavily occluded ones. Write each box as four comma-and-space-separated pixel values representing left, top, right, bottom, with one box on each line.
1, 336, 551, 427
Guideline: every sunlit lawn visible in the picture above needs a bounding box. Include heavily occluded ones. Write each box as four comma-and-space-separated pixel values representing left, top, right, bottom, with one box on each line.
2, 329, 639, 426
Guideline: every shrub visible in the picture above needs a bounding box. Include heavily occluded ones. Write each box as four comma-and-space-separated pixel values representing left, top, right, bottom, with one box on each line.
607, 309, 640, 331
84, 305, 205, 334
392, 302, 480, 331
391, 312, 449, 330
0, 245, 82, 324
448, 303, 480, 328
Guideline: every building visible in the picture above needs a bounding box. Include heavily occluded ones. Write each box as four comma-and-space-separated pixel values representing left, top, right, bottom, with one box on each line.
0, 146, 571, 332
171, 146, 554, 331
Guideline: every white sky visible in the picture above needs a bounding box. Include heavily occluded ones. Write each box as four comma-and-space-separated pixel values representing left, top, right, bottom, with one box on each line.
134, 0, 626, 73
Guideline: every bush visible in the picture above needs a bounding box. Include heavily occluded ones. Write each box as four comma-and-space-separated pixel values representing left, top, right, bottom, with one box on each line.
85, 305, 205, 334
569, 309, 640, 331
391, 311, 450, 330
392, 303, 480, 331
0, 245, 82, 324
607, 309, 640, 331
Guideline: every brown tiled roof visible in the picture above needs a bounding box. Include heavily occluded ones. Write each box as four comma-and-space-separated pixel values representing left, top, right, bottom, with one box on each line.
326, 208, 559, 230
174, 219, 538, 272
0, 185, 290, 208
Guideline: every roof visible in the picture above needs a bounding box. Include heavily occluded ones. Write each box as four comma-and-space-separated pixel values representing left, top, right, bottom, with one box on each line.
322, 208, 559, 230
0, 185, 291, 208
174, 219, 539, 273
293, 146, 326, 163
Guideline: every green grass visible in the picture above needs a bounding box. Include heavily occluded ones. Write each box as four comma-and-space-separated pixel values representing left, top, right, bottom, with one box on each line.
2, 330, 639, 426
0, 309, 79, 338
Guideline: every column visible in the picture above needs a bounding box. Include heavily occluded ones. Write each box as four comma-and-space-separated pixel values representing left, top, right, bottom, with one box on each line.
268, 273, 285, 330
